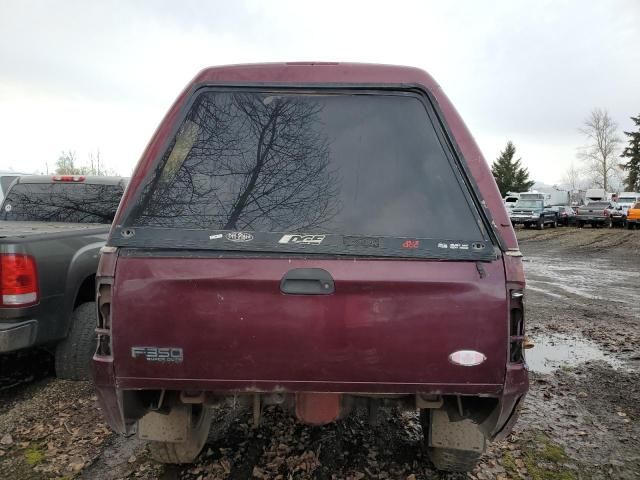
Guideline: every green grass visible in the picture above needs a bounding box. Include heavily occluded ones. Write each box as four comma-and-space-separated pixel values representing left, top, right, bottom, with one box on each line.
523, 433, 576, 480
23, 446, 44, 466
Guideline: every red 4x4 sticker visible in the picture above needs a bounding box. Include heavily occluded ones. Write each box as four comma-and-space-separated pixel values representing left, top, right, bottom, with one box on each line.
401, 239, 420, 249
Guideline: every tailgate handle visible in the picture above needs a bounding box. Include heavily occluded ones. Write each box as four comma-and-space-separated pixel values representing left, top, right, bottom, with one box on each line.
280, 268, 335, 295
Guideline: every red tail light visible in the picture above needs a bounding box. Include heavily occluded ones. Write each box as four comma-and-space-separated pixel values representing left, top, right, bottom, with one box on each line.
52, 175, 85, 182
0, 254, 39, 306
604, 209, 608, 216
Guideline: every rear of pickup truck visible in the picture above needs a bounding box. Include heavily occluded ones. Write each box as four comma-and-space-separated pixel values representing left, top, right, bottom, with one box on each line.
93, 63, 528, 472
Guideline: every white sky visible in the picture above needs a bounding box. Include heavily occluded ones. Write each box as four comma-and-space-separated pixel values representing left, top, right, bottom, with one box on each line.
0, 0, 638, 185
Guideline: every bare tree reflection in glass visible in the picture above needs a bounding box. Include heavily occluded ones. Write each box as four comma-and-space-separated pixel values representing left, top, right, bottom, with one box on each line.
137, 92, 340, 231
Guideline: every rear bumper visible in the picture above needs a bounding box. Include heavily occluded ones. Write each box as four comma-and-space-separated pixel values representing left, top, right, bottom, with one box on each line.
0, 319, 38, 353
93, 356, 529, 437
577, 217, 607, 223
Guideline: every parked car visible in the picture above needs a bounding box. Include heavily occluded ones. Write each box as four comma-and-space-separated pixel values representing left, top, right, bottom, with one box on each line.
0, 175, 127, 379
549, 206, 576, 226
92, 63, 529, 473
503, 193, 520, 210
608, 203, 627, 228
510, 199, 558, 229
616, 192, 640, 215
575, 201, 616, 228
627, 202, 640, 229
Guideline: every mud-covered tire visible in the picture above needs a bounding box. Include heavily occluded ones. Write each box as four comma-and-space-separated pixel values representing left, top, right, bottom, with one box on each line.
551, 217, 558, 228
55, 302, 96, 380
428, 446, 483, 472
147, 407, 212, 464
608, 217, 614, 228
536, 219, 544, 230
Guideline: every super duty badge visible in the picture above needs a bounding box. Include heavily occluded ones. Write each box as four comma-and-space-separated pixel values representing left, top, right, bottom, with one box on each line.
131, 346, 184, 363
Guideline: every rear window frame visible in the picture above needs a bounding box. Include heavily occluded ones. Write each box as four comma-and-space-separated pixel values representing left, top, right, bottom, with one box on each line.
110, 85, 502, 261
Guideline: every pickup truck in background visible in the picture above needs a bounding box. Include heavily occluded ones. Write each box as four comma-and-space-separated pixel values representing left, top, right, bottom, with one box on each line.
575, 201, 616, 228
0, 175, 127, 380
93, 63, 528, 473
509, 199, 558, 229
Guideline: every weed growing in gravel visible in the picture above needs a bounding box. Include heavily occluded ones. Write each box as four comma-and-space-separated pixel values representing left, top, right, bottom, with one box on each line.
24, 445, 44, 466
524, 433, 576, 480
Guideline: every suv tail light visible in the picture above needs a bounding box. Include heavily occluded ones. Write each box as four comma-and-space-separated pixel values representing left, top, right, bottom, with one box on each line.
0, 254, 39, 307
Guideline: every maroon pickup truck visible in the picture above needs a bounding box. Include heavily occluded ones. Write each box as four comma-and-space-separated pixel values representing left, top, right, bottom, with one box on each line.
93, 63, 528, 472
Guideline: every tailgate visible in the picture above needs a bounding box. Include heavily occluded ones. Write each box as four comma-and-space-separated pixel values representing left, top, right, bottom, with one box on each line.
112, 255, 508, 392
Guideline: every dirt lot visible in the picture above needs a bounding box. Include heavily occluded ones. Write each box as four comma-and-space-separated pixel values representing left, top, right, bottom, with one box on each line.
1, 227, 639, 480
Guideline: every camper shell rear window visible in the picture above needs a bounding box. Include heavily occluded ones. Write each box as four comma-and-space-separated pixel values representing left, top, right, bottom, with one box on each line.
114, 89, 495, 260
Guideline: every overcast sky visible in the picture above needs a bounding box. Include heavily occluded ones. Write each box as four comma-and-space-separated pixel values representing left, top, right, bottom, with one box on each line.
0, 0, 638, 185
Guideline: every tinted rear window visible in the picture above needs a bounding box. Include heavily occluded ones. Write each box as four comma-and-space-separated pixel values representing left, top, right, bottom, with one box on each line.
1, 182, 124, 224
122, 90, 492, 259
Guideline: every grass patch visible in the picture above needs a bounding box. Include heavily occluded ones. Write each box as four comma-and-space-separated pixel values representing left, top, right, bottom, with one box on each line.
501, 450, 518, 476
523, 433, 576, 480
24, 446, 44, 466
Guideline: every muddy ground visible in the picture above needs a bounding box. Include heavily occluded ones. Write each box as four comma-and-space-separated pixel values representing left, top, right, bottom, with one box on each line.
1, 227, 639, 480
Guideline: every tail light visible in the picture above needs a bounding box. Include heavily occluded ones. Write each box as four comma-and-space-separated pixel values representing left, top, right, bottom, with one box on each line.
95, 247, 118, 356
509, 289, 525, 363
0, 254, 39, 307
604, 209, 608, 216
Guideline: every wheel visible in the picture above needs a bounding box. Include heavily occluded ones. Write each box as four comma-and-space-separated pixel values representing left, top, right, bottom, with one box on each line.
608, 217, 614, 228
55, 302, 96, 380
628, 222, 635, 230
147, 406, 212, 464
578, 221, 584, 228
537, 219, 544, 230
419, 410, 483, 473
551, 217, 558, 228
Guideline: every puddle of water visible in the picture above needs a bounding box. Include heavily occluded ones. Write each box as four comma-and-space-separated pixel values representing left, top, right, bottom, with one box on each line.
525, 333, 623, 374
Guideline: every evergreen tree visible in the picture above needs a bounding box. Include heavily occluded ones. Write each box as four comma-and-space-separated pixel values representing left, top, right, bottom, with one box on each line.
491, 141, 535, 196
621, 114, 640, 192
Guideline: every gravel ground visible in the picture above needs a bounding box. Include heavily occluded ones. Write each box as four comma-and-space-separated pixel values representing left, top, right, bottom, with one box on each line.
1, 227, 639, 479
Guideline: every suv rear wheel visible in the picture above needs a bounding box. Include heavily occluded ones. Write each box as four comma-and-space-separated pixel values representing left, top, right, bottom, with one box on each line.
536, 218, 544, 230
55, 302, 96, 380
147, 406, 213, 464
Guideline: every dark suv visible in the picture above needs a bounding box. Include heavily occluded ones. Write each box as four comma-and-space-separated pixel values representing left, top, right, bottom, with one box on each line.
93, 63, 529, 472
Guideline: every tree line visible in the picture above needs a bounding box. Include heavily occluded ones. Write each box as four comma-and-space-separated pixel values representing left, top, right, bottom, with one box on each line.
492, 110, 640, 196
53, 150, 117, 176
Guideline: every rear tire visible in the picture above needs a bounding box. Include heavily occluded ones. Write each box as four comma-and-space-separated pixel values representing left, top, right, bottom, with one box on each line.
551, 217, 558, 228
55, 302, 96, 380
147, 406, 212, 464
608, 217, 614, 228
537, 219, 544, 230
